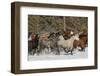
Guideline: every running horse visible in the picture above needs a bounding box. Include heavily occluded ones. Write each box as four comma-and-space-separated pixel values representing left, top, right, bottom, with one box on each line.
73, 33, 88, 51
37, 33, 51, 55
57, 34, 79, 55
28, 33, 39, 55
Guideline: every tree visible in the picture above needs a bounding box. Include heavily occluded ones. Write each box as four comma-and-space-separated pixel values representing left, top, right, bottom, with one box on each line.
28, 15, 88, 34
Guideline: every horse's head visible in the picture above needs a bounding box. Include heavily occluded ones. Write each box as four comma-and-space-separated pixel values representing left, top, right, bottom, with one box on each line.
71, 34, 79, 41
58, 35, 65, 40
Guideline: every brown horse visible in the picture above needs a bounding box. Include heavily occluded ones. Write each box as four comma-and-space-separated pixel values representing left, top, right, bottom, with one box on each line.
79, 34, 87, 45
73, 34, 87, 51
28, 33, 39, 55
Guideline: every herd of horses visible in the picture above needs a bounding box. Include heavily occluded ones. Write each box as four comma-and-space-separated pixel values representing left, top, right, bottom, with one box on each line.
28, 30, 88, 55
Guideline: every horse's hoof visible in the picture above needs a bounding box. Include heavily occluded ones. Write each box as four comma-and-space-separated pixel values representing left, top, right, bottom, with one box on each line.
56, 53, 60, 55
71, 52, 73, 55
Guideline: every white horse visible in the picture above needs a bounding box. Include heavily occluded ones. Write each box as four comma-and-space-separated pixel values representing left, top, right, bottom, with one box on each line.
57, 34, 79, 55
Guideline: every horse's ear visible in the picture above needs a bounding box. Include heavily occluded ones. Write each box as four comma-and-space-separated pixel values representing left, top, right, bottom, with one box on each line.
74, 34, 79, 37
78, 31, 83, 35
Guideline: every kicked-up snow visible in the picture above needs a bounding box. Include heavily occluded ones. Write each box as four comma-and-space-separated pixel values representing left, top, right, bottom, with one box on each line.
28, 47, 88, 61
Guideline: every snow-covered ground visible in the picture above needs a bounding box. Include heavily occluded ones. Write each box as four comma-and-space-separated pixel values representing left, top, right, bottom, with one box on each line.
28, 47, 88, 61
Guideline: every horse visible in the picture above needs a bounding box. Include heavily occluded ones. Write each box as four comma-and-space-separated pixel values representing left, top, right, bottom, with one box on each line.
79, 34, 88, 45
37, 33, 51, 55
48, 32, 61, 55
57, 34, 79, 55
31, 34, 39, 55
28, 33, 39, 55
73, 34, 87, 51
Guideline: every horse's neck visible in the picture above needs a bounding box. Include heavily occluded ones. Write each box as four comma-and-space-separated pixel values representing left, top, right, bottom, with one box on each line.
69, 37, 75, 43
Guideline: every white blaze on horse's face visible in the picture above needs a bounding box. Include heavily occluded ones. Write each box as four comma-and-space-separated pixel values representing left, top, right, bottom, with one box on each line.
70, 31, 74, 35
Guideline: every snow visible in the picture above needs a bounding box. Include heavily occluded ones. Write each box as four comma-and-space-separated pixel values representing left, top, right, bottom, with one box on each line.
28, 47, 88, 61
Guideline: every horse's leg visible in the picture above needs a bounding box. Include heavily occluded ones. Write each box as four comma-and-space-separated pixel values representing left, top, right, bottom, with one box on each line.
28, 43, 33, 55
32, 49, 36, 55
37, 47, 41, 55
66, 48, 70, 53
46, 47, 49, 54
82, 47, 85, 51
28, 47, 32, 55
51, 47, 57, 55
79, 46, 85, 52
29, 48, 33, 55
63, 48, 68, 54
70, 48, 73, 55
50, 47, 53, 54
78, 46, 82, 51
47, 47, 50, 54
36, 47, 39, 55
56, 46, 60, 55
32, 50, 35, 55
67, 47, 73, 55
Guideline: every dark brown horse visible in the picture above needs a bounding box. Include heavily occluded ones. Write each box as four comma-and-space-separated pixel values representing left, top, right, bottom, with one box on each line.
73, 34, 87, 51
28, 33, 39, 55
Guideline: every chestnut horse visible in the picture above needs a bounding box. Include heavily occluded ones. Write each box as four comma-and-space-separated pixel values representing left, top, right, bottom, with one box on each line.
73, 34, 87, 51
